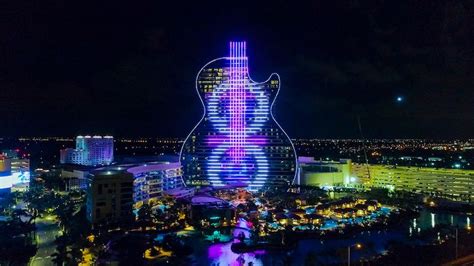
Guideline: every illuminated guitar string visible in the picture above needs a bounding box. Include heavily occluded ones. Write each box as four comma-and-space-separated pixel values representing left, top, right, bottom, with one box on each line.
203, 42, 274, 188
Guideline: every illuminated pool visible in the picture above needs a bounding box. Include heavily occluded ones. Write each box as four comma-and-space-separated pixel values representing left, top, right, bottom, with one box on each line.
320, 219, 338, 230
185, 208, 474, 265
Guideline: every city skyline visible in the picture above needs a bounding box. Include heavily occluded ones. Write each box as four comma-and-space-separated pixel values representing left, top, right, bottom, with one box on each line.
2, 1, 473, 138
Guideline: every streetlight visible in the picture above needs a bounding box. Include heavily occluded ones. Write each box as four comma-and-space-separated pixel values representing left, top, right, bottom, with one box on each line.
347, 243, 362, 266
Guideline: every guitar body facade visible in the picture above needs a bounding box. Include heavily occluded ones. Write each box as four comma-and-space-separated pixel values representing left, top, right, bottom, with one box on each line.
180, 42, 296, 190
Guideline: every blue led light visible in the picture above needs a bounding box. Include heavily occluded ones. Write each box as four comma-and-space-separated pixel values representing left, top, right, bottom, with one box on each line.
180, 42, 297, 189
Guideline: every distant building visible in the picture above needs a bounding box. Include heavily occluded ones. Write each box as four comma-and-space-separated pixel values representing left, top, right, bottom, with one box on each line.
0, 153, 30, 193
297, 157, 352, 187
86, 170, 134, 225
352, 164, 474, 202
60, 135, 114, 166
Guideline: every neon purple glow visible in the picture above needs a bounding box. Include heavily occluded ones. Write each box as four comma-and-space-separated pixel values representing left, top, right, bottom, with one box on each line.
208, 243, 224, 259
207, 242, 264, 264
205, 41, 270, 189
206, 136, 267, 146
180, 41, 297, 189
229, 41, 247, 161
60, 136, 114, 166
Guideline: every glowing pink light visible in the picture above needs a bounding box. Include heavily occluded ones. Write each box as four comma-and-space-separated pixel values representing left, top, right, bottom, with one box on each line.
254, 250, 266, 255
246, 137, 267, 145
228, 41, 248, 162
207, 136, 266, 145
205, 42, 270, 187
207, 243, 224, 259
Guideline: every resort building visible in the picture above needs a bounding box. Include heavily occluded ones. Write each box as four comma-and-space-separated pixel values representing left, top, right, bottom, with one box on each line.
180, 42, 297, 190
126, 162, 193, 207
85, 161, 194, 220
352, 164, 474, 202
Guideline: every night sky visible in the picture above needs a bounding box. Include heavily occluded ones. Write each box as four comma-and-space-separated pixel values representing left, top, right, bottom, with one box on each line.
1, 1, 473, 138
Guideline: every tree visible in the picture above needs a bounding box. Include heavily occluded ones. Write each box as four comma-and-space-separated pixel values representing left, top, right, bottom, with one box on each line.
137, 204, 152, 231
247, 201, 258, 211
55, 196, 76, 233
51, 241, 69, 266
22, 186, 48, 219
0, 218, 37, 264
0, 191, 20, 215
40, 172, 66, 191
153, 208, 166, 230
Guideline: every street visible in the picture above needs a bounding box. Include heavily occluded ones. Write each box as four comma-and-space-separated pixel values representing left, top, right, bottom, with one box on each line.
29, 216, 60, 266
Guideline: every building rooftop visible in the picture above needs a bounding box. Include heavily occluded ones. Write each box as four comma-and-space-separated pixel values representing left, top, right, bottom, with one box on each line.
191, 194, 228, 206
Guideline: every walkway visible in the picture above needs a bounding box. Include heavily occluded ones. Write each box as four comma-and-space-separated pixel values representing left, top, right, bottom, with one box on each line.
30, 216, 60, 266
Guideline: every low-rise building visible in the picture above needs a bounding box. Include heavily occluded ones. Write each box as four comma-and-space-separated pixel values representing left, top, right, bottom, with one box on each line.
60, 165, 95, 191
297, 157, 352, 187
83, 160, 193, 225
352, 163, 474, 202
125, 162, 192, 207
189, 195, 235, 227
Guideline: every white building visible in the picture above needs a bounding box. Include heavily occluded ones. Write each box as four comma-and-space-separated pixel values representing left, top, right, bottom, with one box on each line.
60, 135, 114, 166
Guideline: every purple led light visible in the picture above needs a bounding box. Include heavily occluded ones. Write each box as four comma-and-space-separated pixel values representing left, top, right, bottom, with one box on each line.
206, 136, 267, 146
205, 41, 269, 188
179, 40, 297, 190
228, 41, 247, 162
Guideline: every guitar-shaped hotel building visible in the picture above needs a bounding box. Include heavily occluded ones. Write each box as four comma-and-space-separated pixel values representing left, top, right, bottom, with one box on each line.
180, 42, 297, 190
